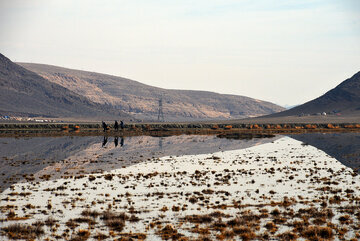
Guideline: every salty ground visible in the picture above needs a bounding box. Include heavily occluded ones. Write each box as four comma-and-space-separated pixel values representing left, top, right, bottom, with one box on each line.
0, 134, 360, 240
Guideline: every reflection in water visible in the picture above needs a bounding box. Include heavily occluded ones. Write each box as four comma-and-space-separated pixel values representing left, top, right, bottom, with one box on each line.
114, 136, 118, 147
290, 133, 360, 171
0, 136, 99, 192
1, 132, 359, 194
159, 137, 164, 149
0, 134, 279, 192
102, 136, 108, 147
113, 137, 124, 148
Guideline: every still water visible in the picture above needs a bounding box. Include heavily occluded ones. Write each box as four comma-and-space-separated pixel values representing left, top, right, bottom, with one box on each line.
0, 133, 360, 240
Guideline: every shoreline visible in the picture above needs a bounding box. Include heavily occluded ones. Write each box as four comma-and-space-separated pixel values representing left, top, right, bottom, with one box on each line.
1, 122, 360, 138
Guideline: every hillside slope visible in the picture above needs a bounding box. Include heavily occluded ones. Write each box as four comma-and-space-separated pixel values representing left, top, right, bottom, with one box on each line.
18, 63, 285, 121
269, 71, 360, 117
0, 53, 131, 120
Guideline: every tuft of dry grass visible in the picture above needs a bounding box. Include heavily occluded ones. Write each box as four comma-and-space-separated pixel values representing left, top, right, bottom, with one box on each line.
104, 174, 113, 181
70, 229, 91, 241
156, 224, 184, 240
339, 215, 352, 225
233, 226, 256, 240
45, 216, 59, 227
104, 218, 125, 232
276, 231, 298, 241
101, 210, 128, 232
93, 232, 108, 240
301, 225, 333, 240
264, 221, 278, 233
2, 223, 44, 240
184, 214, 212, 224
81, 209, 100, 218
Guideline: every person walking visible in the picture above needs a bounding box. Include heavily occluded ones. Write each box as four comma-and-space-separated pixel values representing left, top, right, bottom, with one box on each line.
114, 120, 119, 131
120, 120, 124, 130
102, 121, 107, 132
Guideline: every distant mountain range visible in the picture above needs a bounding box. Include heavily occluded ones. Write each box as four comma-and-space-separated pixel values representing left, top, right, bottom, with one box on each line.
283, 104, 299, 110
2, 52, 359, 121
269, 71, 360, 118
0, 53, 131, 120
17, 62, 285, 121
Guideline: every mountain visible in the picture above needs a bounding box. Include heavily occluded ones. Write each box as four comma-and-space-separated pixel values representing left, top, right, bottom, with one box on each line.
18, 63, 285, 121
0, 53, 131, 120
269, 71, 360, 117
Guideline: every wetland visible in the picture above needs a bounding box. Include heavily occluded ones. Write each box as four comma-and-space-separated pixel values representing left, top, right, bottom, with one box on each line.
1, 132, 360, 240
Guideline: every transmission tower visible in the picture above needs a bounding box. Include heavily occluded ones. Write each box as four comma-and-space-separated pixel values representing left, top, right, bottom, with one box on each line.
157, 98, 164, 122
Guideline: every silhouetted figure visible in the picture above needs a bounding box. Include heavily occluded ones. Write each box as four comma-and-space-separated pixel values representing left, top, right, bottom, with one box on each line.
120, 120, 124, 130
114, 121, 119, 131
102, 121, 108, 132
114, 137, 119, 147
102, 136, 108, 147
120, 137, 124, 147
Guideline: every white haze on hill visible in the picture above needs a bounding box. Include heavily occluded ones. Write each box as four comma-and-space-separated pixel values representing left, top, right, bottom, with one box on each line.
0, 0, 359, 106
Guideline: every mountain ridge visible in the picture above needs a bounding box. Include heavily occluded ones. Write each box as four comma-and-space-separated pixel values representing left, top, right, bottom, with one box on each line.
0, 53, 131, 120
265, 71, 360, 118
18, 62, 285, 121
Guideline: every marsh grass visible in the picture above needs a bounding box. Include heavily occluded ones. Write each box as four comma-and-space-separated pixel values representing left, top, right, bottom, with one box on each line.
2, 223, 44, 240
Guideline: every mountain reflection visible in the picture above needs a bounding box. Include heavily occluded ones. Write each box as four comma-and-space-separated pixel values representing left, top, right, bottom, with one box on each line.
290, 133, 360, 172
5, 132, 360, 193
0, 134, 279, 192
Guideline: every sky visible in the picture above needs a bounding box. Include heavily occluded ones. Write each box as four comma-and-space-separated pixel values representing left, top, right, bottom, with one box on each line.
0, 0, 360, 107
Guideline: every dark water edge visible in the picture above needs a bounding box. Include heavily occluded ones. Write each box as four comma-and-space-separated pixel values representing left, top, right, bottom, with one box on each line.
290, 132, 360, 172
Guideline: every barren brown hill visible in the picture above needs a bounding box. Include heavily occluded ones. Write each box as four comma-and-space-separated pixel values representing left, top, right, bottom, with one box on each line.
267, 71, 360, 118
0, 53, 131, 120
18, 63, 285, 121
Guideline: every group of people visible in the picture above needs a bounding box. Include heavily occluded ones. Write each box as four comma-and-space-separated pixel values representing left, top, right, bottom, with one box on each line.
102, 120, 124, 132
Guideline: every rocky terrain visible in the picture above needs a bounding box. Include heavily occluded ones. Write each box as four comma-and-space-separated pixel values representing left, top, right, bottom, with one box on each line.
0, 54, 131, 120
18, 63, 285, 121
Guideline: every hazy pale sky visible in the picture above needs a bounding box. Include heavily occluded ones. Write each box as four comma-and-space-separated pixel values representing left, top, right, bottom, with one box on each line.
1, 0, 360, 106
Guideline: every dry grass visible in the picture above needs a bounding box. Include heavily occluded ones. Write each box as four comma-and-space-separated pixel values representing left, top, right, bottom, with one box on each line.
184, 214, 212, 224
101, 211, 128, 232
276, 231, 298, 241
233, 226, 256, 240
156, 224, 184, 240
1, 223, 44, 240
70, 229, 90, 241
45, 216, 58, 227
302, 225, 333, 240
81, 209, 100, 218
93, 232, 109, 240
